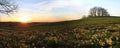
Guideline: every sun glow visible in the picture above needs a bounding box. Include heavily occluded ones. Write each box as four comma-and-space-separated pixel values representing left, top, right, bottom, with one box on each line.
19, 16, 30, 23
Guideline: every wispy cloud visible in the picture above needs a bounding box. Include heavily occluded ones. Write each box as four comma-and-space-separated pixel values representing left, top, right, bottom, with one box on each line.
32, 0, 120, 15
2, 0, 120, 22
33, 0, 85, 13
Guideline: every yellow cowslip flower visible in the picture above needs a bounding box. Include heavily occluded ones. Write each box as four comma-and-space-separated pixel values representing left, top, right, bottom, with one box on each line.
105, 38, 112, 45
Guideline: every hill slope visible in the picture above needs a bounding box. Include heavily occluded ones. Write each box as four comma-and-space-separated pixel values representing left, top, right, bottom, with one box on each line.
51, 16, 120, 25
0, 16, 120, 48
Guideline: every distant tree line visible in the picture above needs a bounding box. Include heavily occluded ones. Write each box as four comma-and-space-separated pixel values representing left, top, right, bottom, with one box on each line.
88, 7, 110, 17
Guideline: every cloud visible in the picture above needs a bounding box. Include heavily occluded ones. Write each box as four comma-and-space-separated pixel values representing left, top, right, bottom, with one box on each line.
2, 0, 120, 22
17, 0, 120, 22
20, 0, 91, 22
33, 0, 86, 13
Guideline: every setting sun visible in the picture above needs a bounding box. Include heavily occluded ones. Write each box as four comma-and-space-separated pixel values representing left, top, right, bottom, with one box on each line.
19, 16, 30, 23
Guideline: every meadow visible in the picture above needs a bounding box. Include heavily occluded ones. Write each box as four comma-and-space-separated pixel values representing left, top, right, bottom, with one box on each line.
0, 16, 120, 48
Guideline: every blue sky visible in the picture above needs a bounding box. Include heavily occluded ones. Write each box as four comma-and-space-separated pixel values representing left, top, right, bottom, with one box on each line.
1, 0, 120, 22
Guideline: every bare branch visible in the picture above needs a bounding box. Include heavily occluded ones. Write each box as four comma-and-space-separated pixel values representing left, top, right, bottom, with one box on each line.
0, 0, 17, 15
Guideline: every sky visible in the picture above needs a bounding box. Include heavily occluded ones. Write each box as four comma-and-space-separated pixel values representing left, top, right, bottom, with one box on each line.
1, 0, 120, 22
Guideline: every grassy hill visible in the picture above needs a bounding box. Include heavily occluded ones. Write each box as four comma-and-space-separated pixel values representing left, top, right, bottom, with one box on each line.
0, 16, 120, 48
50, 16, 120, 25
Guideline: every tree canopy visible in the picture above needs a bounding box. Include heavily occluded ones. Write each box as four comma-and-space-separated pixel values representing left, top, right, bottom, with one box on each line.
89, 7, 110, 17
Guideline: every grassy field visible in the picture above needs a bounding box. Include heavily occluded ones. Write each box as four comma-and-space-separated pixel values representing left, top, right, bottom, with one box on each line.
0, 16, 120, 48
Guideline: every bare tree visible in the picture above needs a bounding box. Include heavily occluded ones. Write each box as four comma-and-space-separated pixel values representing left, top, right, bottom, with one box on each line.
89, 7, 110, 17
0, 0, 17, 15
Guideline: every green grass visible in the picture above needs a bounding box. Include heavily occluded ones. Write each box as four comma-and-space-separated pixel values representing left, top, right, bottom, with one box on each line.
44, 16, 120, 26
62, 16, 120, 24
79, 16, 120, 24
0, 16, 120, 48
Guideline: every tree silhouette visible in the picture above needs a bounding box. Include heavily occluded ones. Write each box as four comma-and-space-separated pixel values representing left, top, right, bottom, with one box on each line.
89, 7, 110, 17
0, 0, 17, 15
